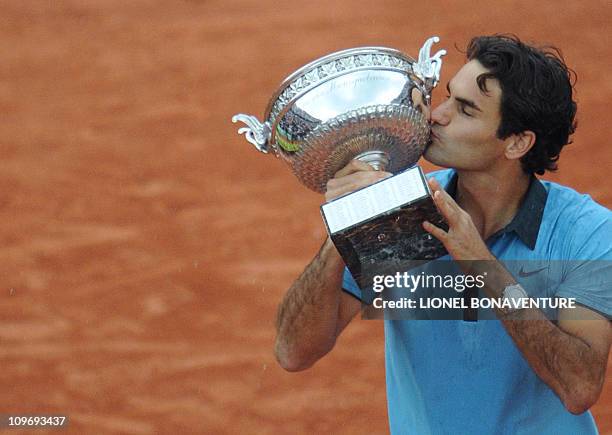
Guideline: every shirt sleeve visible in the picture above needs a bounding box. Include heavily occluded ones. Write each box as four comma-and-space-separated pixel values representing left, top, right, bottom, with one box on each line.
342, 267, 363, 301
554, 199, 612, 319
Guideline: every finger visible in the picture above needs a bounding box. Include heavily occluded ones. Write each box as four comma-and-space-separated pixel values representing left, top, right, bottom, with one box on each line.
429, 178, 460, 211
328, 171, 392, 188
325, 171, 391, 201
422, 220, 448, 243
353, 170, 392, 185
334, 159, 376, 178
428, 178, 461, 222
331, 170, 390, 191
432, 189, 460, 224
427, 177, 442, 193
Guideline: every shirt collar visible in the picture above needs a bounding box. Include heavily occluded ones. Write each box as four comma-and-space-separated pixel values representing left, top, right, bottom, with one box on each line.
444, 172, 547, 250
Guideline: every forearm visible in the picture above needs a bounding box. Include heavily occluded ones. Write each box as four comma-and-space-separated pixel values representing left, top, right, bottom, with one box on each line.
473, 260, 607, 413
274, 238, 346, 371
502, 309, 607, 414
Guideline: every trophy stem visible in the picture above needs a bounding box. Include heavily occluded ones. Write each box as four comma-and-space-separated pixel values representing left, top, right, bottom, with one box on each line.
355, 150, 390, 171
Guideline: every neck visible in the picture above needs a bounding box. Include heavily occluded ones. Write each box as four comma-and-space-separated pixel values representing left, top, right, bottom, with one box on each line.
455, 165, 531, 240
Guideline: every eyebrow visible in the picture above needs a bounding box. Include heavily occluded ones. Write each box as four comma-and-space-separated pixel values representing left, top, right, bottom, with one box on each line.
446, 81, 482, 113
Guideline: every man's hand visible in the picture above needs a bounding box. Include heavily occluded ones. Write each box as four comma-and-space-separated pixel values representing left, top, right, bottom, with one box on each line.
422, 177, 494, 262
325, 160, 391, 202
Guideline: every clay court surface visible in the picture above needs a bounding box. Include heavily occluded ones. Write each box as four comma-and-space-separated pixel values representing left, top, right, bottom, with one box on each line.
0, 1, 610, 433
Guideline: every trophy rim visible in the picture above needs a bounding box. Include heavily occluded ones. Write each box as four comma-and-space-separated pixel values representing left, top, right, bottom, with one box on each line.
263, 46, 418, 124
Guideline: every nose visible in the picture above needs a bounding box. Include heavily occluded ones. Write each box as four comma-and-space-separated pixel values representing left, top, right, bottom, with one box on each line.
430, 100, 450, 126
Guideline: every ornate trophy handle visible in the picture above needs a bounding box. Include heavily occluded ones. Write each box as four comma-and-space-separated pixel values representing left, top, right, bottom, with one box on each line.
231, 114, 272, 153
413, 36, 447, 91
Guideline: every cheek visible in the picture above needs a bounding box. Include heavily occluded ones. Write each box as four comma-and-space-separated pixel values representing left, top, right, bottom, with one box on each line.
454, 119, 498, 146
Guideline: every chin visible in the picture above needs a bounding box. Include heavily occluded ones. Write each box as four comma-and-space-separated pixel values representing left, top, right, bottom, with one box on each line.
424, 139, 455, 168
423, 145, 444, 166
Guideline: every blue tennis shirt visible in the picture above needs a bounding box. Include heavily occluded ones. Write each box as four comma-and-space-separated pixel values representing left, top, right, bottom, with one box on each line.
342, 168, 612, 435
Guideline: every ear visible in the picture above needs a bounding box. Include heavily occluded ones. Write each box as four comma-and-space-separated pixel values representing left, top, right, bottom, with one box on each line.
504, 131, 536, 160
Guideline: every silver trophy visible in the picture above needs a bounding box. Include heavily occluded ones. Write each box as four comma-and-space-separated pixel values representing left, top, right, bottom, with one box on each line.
232, 36, 446, 193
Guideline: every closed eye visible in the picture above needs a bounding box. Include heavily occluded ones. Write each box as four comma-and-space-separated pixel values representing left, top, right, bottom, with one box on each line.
446, 82, 481, 117
445, 94, 473, 117
459, 103, 473, 117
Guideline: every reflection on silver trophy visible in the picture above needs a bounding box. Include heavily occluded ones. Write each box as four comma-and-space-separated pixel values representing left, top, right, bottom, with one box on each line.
232, 36, 446, 193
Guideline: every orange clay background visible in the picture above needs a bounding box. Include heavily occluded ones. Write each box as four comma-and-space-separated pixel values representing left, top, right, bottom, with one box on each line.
0, 1, 610, 434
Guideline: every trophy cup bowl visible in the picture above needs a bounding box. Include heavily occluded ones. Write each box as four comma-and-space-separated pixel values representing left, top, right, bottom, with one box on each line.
232, 37, 446, 193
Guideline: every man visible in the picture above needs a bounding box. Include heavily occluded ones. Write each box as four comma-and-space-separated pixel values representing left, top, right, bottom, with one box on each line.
274, 35, 611, 434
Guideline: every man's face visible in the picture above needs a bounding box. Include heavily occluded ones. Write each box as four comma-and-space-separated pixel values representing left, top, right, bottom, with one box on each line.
423, 60, 507, 171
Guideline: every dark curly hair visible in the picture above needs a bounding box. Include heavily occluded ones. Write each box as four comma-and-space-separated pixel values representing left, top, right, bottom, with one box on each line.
466, 35, 577, 175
